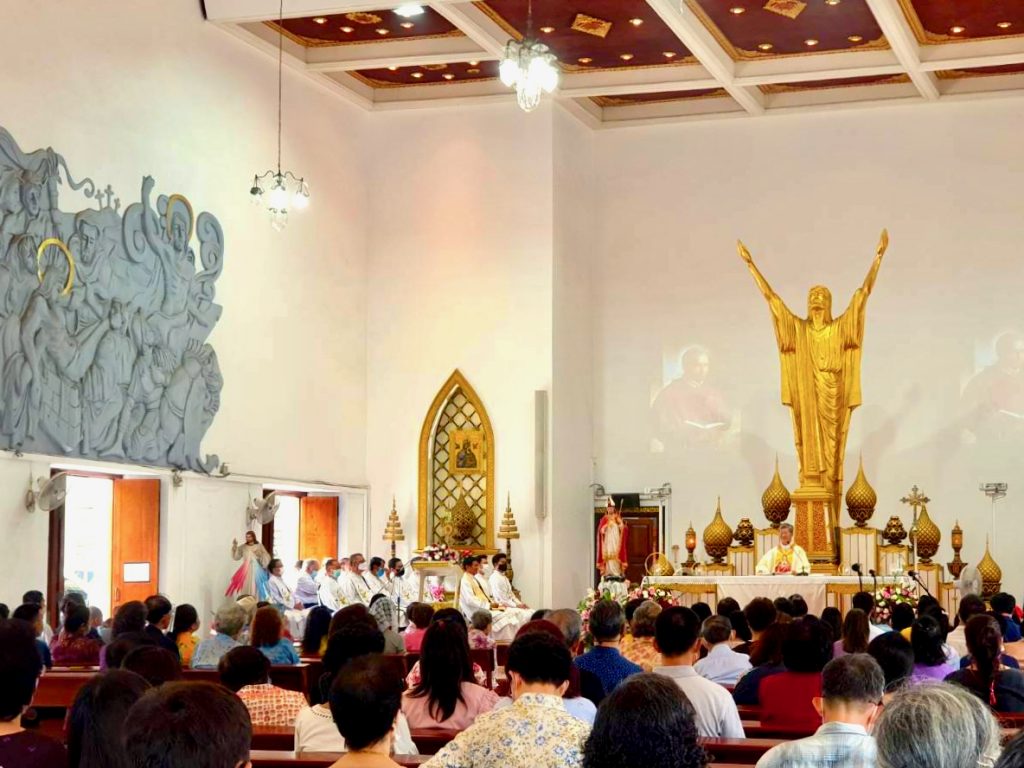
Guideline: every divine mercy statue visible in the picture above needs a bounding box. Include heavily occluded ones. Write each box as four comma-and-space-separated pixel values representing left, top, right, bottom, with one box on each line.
225, 530, 271, 600
737, 231, 888, 505
597, 497, 628, 578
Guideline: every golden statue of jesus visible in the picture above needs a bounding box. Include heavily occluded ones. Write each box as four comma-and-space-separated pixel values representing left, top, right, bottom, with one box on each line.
738, 231, 888, 505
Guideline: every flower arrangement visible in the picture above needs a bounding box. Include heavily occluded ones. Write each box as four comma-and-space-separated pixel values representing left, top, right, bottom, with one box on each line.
426, 582, 447, 602
577, 585, 682, 648
873, 581, 917, 624
418, 544, 458, 562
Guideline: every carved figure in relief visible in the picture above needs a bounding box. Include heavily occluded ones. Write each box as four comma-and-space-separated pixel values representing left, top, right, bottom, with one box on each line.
0, 126, 224, 471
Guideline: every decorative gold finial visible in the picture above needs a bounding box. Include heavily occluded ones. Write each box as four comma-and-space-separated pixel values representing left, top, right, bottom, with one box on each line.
913, 503, 941, 564
948, 520, 966, 579
761, 455, 791, 528
978, 538, 1002, 598
382, 496, 406, 559
703, 497, 733, 565
499, 493, 520, 541
845, 456, 877, 527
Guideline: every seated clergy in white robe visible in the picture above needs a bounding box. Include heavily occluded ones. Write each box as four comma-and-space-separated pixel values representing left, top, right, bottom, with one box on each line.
755, 522, 811, 575
337, 555, 372, 605
459, 557, 528, 642
488, 553, 526, 609
317, 560, 344, 611
363, 557, 390, 599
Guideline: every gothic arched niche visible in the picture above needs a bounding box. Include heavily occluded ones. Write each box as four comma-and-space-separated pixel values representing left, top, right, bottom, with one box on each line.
418, 370, 495, 552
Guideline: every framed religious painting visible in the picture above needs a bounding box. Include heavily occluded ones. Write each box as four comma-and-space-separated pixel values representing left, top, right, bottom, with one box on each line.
449, 429, 485, 474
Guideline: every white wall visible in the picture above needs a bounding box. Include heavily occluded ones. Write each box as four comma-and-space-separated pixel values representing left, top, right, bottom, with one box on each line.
593, 96, 1024, 592
549, 107, 596, 608
364, 102, 554, 606
0, 0, 369, 610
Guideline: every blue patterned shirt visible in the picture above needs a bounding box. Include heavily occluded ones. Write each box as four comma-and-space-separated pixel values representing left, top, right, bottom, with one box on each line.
755, 722, 877, 768
424, 693, 590, 768
190, 633, 240, 669
574, 646, 642, 696
258, 638, 300, 665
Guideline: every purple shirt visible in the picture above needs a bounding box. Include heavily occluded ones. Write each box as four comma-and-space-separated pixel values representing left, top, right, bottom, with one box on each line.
911, 661, 957, 684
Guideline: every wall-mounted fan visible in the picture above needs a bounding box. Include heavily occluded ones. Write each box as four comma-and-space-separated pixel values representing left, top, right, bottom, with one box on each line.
25, 471, 69, 512
247, 491, 279, 526
957, 564, 982, 598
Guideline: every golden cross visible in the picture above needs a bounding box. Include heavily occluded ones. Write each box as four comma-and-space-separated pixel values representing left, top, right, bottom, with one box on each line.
900, 485, 930, 516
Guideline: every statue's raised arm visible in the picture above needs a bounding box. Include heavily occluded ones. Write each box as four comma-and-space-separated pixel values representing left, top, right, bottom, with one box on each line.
860, 229, 889, 296
737, 240, 790, 318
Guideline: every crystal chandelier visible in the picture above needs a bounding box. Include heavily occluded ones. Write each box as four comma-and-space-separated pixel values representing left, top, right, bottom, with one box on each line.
249, 0, 310, 230
498, 0, 558, 112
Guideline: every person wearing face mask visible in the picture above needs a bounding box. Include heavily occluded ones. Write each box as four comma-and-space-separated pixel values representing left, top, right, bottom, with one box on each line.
474, 555, 494, 601
317, 558, 344, 611
364, 557, 388, 598
295, 559, 322, 609
489, 553, 529, 611
337, 553, 372, 606
386, 558, 417, 630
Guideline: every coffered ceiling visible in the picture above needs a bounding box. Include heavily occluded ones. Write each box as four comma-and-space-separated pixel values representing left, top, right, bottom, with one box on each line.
204, 0, 1024, 127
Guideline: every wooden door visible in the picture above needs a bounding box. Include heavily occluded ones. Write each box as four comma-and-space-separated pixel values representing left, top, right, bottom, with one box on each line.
111, 479, 161, 609
299, 496, 338, 560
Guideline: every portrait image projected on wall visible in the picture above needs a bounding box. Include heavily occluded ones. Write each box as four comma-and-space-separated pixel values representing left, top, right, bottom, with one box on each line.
961, 330, 1024, 449
650, 344, 737, 452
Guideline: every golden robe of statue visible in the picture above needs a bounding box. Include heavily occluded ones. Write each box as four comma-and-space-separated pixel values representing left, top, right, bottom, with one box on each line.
738, 232, 888, 504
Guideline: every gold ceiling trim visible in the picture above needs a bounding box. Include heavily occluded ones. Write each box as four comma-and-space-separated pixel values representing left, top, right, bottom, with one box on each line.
592, 88, 729, 107
472, 2, 523, 42
347, 71, 495, 89
683, 0, 888, 61
264, 20, 465, 48
417, 370, 496, 551
759, 73, 910, 94
893, 1, 1024, 46
936, 67, 1024, 81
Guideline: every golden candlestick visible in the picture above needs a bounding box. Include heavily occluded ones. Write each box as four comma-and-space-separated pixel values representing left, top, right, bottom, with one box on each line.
684, 522, 698, 570
499, 493, 520, 584
382, 496, 405, 560
947, 520, 966, 579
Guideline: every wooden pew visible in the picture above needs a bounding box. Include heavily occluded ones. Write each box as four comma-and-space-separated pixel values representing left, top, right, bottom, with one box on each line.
470, 648, 496, 689
410, 728, 457, 755
699, 738, 780, 765
252, 726, 295, 751
250, 752, 428, 767
495, 642, 510, 670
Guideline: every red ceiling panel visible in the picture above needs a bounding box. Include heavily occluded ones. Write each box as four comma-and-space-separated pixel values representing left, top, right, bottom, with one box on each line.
937, 63, 1024, 80
352, 60, 500, 87
475, 1, 696, 70
269, 8, 462, 46
591, 88, 729, 106
898, 1, 1024, 45
687, 0, 887, 60
760, 73, 910, 93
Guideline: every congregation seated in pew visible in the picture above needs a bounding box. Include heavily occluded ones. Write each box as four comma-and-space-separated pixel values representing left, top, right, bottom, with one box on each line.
221, 646, 307, 728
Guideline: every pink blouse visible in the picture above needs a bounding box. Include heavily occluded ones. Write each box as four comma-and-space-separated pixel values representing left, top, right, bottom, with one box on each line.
401, 681, 499, 731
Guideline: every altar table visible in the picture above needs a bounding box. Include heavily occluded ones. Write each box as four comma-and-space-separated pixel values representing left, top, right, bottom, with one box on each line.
642, 575, 913, 616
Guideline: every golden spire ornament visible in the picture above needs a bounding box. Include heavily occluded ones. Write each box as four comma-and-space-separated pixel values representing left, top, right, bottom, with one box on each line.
761, 456, 792, 528
978, 538, 1003, 598
499, 493, 520, 583
845, 456, 877, 527
703, 497, 733, 565
382, 496, 405, 559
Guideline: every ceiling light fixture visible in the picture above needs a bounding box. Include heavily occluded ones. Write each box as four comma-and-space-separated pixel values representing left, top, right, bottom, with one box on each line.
411, 71, 424, 78
848, 34, 863, 42
662, 51, 677, 58
578, 57, 593, 63
394, 4, 425, 18
443, 73, 455, 80
313, 17, 327, 24
997, 21, 1012, 29
499, 0, 559, 112
469, 60, 480, 66
388, 66, 399, 71
729, 7, 746, 14
949, 25, 965, 34
400, 21, 414, 28
619, 53, 634, 61
629, 18, 644, 26
249, 0, 309, 231
824, 0, 840, 5
758, 42, 774, 51
341, 26, 354, 33
376, 28, 390, 35
539, 26, 555, 33
804, 38, 819, 46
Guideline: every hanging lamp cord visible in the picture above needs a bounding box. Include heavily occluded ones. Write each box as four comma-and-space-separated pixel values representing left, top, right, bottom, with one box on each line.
277, 0, 283, 176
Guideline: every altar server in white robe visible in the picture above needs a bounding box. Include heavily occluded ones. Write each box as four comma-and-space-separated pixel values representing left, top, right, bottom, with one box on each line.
317, 559, 344, 611
755, 522, 811, 575
386, 557, 418, 629
337, 553, 372, 605
474, 555, 494, 600
459, 556, 526, 642
489, 553, 527, 610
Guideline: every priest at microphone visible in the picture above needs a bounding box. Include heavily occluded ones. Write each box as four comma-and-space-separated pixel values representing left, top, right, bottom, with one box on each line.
755, 522, 811, 575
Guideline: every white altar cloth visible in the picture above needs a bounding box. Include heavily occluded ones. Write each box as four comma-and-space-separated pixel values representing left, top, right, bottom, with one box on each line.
642, 575, 911, 616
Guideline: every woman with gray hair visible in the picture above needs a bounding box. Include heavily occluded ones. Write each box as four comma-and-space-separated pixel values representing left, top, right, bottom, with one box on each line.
874, 682, 1001, 768
623, 600, 662, 672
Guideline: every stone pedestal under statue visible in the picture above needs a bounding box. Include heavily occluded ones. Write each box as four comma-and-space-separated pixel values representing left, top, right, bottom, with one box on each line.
793, 486, 839, 573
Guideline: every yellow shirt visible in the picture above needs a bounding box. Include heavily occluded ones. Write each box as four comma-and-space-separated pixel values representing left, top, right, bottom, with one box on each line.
176, 632, 198, 666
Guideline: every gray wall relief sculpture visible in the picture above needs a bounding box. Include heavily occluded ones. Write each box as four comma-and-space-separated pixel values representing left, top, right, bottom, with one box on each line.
0, 126, 222, 471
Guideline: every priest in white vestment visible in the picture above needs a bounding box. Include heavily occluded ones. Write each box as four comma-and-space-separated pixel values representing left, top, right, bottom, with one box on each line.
317, 559, 344, 611
363, 557, 390, 599
337, 553, 372, 605
385, 557, 418, 629
755, 522, 811, 575
458, 556, 527, 642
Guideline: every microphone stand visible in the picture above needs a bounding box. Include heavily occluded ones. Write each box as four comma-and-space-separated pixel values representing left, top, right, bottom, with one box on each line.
869, 569, 878, 597
908, 569, 933, 598
852, 564, 864, 592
